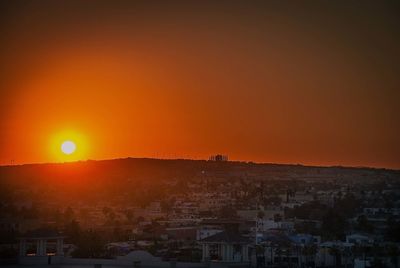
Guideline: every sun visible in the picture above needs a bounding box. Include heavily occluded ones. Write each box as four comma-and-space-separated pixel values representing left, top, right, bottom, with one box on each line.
50, 130, 87, 161
61, 141, 76, 155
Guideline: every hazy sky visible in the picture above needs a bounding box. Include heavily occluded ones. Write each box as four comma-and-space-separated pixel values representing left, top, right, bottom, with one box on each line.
0, 1, 399, 168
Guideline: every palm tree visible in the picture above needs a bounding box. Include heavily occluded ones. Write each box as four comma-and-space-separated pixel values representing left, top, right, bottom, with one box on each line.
267, 242, 274, 266
285, 244, 294, 268
302, 244, 317, 267
328, 246, 341, 268
386, 243, 399, 268
257, 210, 265, 220
342, 247, 352, 268
255, 245, 265, 268
276, 247, 283, 267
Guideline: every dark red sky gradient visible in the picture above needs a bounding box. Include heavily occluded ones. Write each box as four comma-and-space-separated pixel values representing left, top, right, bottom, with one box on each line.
0, 1, 399, 168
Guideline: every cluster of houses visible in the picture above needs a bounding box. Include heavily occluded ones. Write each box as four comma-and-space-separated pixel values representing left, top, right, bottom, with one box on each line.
12, 213, 399, 267
2, 167, 400, 267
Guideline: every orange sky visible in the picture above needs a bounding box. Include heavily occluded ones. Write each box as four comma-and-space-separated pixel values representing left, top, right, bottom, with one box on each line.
0, 1, 399, 168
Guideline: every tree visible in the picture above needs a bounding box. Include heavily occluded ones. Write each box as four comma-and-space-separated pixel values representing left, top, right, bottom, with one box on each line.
160, 198, 175, 213
64, 220, 81, 244
79, 208, 90, 225
386, 216, 400, 242
334, 193, 361, 218
52, 209, 63, 227
71, 230, 106, 258
255, 245, 265, 268
302, 244, 317, 267
0, 248, 18, 259
386, 243, 399, 268
257, 211, 265, 220
328, 246, 341, 268
107, 211, 116, 223
102, 206, 112, 217
136, 216, 145, 224
123, 209, 134, 223
273, 213, 282, 222
275, 248, 283, 267
264, 196, 282, 206
64, 207, 75, 222
356, 215, 374, 234
219, 205, 237, 219
321, 209, 347, 240
102, 206, 116, 223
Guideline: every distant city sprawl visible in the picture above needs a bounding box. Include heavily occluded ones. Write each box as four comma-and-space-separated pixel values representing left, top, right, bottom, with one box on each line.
0, 158, 399, 267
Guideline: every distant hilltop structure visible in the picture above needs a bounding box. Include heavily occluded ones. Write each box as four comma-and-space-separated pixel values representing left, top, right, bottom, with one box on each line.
209, 154, 228, 162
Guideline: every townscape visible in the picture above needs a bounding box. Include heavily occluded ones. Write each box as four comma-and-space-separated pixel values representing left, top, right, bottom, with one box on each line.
1, 0, 399, 267
1, 157, 399, 267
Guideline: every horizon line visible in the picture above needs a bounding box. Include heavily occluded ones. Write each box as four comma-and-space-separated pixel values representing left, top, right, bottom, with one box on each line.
1, 156, 399, 172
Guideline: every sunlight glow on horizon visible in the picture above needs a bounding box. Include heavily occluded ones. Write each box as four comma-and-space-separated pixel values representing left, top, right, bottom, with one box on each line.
0, 2, 398, 169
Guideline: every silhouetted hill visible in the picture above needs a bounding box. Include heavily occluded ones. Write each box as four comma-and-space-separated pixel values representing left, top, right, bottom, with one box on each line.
0, 158, 398, 204
1, 157, 399, 184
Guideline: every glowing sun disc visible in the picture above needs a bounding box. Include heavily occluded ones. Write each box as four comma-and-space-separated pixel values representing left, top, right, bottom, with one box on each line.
61, 141, 76, 155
